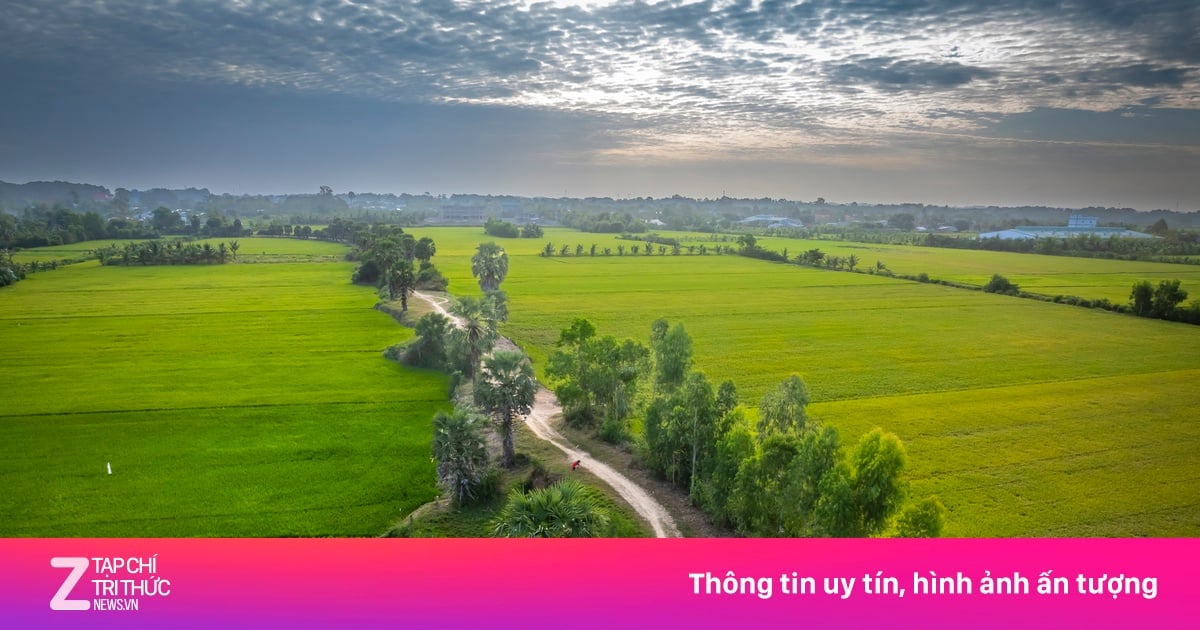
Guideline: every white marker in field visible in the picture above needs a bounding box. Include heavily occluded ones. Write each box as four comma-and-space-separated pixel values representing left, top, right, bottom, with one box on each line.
107, 462, 112, 475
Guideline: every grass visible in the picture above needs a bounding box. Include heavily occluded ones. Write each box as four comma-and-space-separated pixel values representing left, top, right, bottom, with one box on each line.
0, 239, 449, 536
410, 227, 1200, 536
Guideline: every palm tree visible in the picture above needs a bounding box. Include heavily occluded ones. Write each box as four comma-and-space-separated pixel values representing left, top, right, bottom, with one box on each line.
399, 233, 417, 262
414, 237, 436, 264
387, 260, 416, 310
228, 240, 240, 261
471, 242, 508, 291
493, 480, 611, 537
431, 407, 490, 505
474, 350, 536, 467
449, 296, 498, 382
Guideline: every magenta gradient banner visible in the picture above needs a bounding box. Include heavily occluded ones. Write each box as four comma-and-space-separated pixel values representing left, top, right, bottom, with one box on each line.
2, 538, 1196, 629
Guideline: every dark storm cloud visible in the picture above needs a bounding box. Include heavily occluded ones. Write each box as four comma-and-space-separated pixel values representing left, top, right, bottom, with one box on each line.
827, 57, 997, 91
1078, 64, 1191, 89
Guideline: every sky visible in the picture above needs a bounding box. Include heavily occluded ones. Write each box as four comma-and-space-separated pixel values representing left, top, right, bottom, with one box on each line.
1, 0, 1198, 210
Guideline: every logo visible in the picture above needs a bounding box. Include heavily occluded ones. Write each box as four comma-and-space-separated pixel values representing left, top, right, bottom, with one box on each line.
49, 557, 90, 611
49, 555, 170, 613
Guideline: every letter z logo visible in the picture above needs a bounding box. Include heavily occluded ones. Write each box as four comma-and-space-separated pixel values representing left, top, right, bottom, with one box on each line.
50, 557, 91, 611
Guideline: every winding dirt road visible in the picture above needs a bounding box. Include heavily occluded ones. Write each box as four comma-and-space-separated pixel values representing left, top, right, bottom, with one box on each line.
413, 290, 680, 538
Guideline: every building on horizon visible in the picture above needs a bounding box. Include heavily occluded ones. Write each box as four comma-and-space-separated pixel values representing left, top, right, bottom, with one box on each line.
978, 215, 1156, 241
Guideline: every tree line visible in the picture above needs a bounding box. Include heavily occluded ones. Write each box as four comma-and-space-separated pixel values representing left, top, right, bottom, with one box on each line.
543, 317, 946, 537
350, 226, 447, 310
484, 217, 543, 239
562, 210, 648, 234
777, 225, 1200, 264
1, 205, 158, 248
540, 240, 738, 257
95, 240, 240, 266
735, 240, 1200, 327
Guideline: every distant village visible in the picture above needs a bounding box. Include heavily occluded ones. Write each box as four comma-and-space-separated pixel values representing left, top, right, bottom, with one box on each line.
2, 180, 1195, 237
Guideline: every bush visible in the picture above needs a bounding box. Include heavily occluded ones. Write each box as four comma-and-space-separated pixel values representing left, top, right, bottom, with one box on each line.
982, 274, 1019, 295
352, 259, 380, 284
416, 262, 449, 291
484, 217, 520, 238
598, 417, 629, 444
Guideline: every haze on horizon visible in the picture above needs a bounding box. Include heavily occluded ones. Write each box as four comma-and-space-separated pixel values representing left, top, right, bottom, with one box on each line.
1, 0, 1199, 211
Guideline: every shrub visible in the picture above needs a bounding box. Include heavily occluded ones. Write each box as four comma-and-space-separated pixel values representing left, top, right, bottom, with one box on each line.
982, 274, 1019, 295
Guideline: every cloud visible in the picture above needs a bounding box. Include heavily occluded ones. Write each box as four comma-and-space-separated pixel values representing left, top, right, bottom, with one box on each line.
1078, 63, 1191, 89
826, 57, 997, 91
0, 0, 1198, 184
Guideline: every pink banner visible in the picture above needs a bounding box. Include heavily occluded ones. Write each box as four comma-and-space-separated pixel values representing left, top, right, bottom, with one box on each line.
2, 539, 1195, 628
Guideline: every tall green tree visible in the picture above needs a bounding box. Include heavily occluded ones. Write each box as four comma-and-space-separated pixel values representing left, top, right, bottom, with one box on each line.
387, 260, 416, 310
708, 415, 755, 528
1130, 280, 1154, 316
414, 237, 436, 264
474, 350, 537, 467
471, 242, 509, 291
678, 372, 718, 498
545, 318, 598, 424
448, 296, 499, 383
432, 407, 491, 505
812, 462, 857, 536
545, 322, 649, 436
486, 289, 509, 323
650, 318, 693, 394
850, 428, 908, 536
644, 370, 718, 496
1151, 279, 1188, 318
151, 206, 183, 232
405, 313, 452, 369
757, 374, 811, 435
782, 425, 843, 534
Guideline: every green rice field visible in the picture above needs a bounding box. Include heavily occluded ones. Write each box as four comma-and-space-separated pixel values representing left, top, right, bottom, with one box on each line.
6, 228, 1198, 537
415, 227, 1200, 536
0, 240, 447, 536
751, 234, 1200, 304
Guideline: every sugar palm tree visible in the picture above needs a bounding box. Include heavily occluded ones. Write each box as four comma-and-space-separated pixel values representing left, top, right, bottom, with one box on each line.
449, 296, 498, 382
471, 242, 508, 291
387, 260, 416, 310
431, 407, 490, 505
493, 480, 611, 537
474, 350, 536, 468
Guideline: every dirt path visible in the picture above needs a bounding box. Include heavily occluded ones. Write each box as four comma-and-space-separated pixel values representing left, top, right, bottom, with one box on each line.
412, 290, 681, 538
